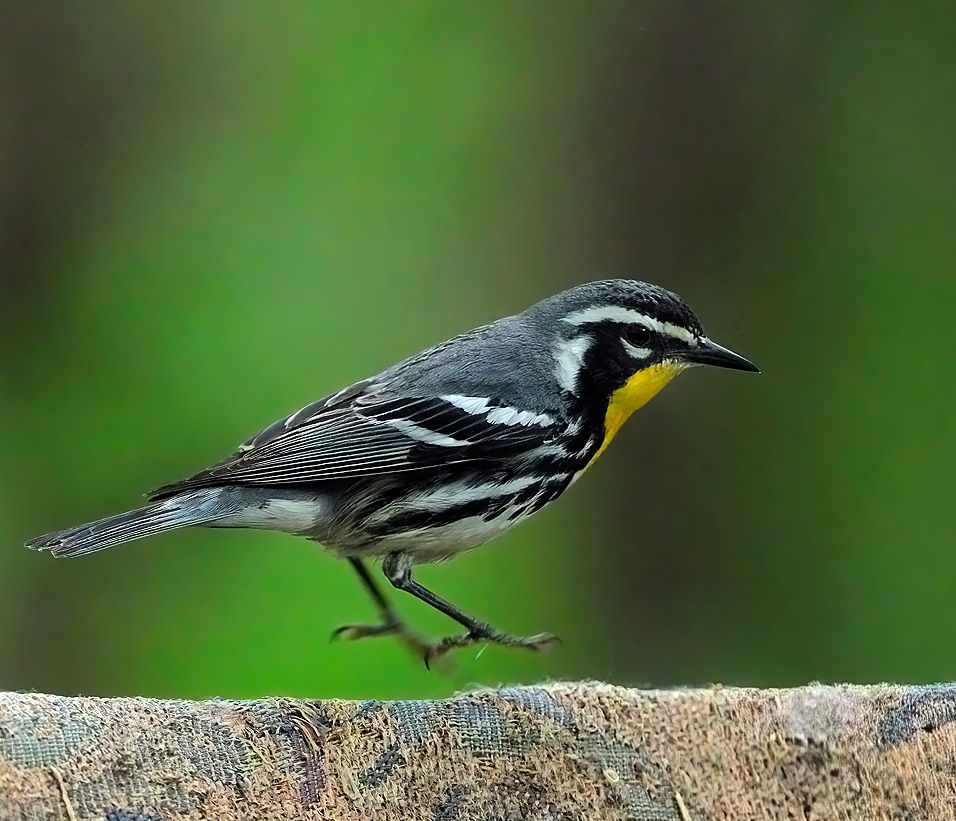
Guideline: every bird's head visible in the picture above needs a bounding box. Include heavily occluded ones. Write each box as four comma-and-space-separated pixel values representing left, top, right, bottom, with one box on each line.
525, 279, 758, 439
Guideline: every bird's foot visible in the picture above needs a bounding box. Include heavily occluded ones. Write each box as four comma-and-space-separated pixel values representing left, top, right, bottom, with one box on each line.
423, 627, 559, 669
331, 620, 438, 664
331, 620, 402, 641
333, 618, 558, 670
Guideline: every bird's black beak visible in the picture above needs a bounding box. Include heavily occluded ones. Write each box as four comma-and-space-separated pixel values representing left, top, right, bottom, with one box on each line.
680, 338, 759, 372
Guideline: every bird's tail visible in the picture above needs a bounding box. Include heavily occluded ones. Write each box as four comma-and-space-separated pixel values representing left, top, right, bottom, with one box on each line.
25, 488, 236, 558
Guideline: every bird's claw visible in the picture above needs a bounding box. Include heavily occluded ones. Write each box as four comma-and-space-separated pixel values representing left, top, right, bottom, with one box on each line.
423, 630, 560, 669
330, 622, 396, 641
332, 621, 440, 665
334, 620, 559, 670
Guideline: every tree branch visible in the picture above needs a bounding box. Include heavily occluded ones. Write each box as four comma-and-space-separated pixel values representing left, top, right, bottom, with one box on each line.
0, 681, 952, 819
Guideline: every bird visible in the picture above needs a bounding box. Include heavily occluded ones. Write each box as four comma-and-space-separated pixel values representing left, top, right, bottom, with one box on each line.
26, 279, 758, 665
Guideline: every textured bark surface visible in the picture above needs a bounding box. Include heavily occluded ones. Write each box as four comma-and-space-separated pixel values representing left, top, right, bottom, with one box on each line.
0, 681, 953, 820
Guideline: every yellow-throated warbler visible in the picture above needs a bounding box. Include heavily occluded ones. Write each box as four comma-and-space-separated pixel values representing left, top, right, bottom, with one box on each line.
27, 280, 757, 664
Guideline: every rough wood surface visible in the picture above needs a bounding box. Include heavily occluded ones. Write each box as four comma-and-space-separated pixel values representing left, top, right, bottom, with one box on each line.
0, 681, 953, 820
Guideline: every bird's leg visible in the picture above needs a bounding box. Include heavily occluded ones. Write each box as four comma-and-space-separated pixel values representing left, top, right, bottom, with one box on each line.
332, 558, 432, 658
382, 551, 559, 666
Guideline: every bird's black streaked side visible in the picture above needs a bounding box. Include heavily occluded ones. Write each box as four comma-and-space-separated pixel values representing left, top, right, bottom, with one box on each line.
26, 279, 758, 665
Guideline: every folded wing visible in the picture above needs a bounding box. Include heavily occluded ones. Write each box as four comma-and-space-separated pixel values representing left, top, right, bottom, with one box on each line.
148, 385, 558, 499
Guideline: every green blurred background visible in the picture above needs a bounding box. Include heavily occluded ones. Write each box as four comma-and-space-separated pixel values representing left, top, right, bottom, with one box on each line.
1, 3, 954, 701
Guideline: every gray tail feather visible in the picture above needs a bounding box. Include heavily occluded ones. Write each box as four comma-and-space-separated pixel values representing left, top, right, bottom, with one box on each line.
25, 493, 228, 558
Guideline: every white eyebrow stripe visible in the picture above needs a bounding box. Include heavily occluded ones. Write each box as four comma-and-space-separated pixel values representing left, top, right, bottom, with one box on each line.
563, 304, 647, 326
562, 305, 698, 345
661, 322, 698, 345
553, 335, 593, 395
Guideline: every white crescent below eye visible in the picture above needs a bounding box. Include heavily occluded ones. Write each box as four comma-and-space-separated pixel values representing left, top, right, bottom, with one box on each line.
622, 340, 653, 359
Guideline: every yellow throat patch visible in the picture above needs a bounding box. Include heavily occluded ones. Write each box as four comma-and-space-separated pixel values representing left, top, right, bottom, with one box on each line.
587, 361, 686, 468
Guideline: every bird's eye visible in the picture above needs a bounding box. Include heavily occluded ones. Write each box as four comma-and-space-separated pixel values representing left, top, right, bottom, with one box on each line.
624, 325, 651, 347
